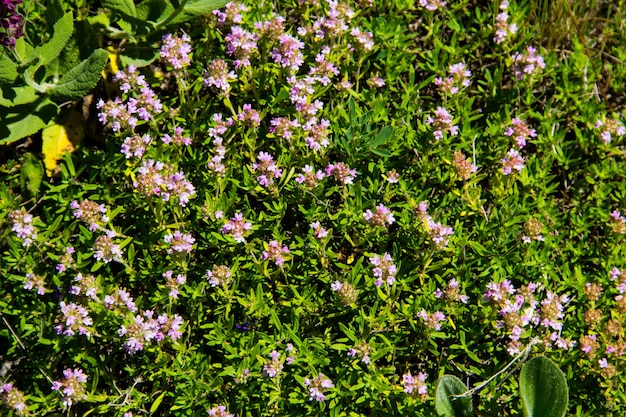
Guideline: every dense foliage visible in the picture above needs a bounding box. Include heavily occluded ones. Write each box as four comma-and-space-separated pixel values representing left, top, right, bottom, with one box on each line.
2, 0, 626, 416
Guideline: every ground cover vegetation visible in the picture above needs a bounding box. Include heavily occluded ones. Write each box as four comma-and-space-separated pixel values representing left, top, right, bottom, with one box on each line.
2, 0, 626, 415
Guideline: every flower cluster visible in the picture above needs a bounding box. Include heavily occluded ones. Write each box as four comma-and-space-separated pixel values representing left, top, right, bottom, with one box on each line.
369, 253, 397, 287
160, 33, 192, 70
251, 152, 282, 187
363, 204, 395, 229
0, 383, 27, 416
347, 341, 371, 364
434, 62, 472, 95
225, 26, 259, 68
51, 368, 88, 408
236, 103, 261, 127
206, 265, 232, 288
118, 311, 183, 354
221, 212, 252, 243
350, 27, 374, 51
331, 281, 358, 306
402, 371, 428, 401
163, 271, 186, 298
609, 210, 626, 234
504, 118, 537, 148
296, 165, 325, 187
309, 46, 340, 85
310, 221, 329, 239
164, 230, 195, 255
213, 1, 247, 25
425, 106, 458, 140
114, 64, 147, 93
9, 208, 37, 247
325, 162, 356, 185
93, 230, 123, 263
494, 1, 517, 44
415, 201, 454, 247
271, 34, 305, 71
262, 350, 284, 377
0, 0, 24, 48
303, 117, 331, 151
500, 149, 525, 175
70, 273, 99, 300
452, 151, 477, 180
417, 309, 446, 331
56, 246, 76, 273
55, 301, 92, 337
104, 288, 138, 313
162, 126, 192, 146
262, 240, 290, 266
207, 113, 234, 176
303, 373, 334, 402
121, 134, 152, 159
418, 0, 446, 11
133, 159, 196, 207
434, 278, 469, 304
203, 59, 237, 94
207, 405, 235, 417
511, 46, 545, 80
270, 117, 300, 141
24, 272, 46, 295
522, 218, 544, 243
595, 116, 626, 144
70, 199, 109, 232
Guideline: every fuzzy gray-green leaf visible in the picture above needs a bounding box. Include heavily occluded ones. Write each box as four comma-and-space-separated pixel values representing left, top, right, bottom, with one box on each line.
33, 12, 74, 66
48, 49, 108, 101
520, 356, 568, 417
435, 375, 474, 417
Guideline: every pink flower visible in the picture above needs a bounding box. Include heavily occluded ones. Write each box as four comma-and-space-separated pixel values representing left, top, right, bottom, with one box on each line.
500, 148, 525, 174
221, 212, 252, 243
363, 204, 395, 228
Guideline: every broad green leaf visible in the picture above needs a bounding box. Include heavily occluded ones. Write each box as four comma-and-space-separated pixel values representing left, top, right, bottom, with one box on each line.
102, 0, 137, 17
0, 86, 39, 107
119, 43, 159, 67
0, 53, 18, 82
48, 49, 108, 100
0, 98, 59, 145
168, 0, 229, 25
33, 12, 74, 66
41, 107, 83, 176
14, 37, 34, 63
19, 153, 44, 198
136, 0, 175, 22
520, 356, 568, 417
435, 375, 474, 417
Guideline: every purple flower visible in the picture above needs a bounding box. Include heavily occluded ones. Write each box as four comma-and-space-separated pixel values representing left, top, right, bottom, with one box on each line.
271, 34, 305, 71
121, 134, 152, 158
203, 59, 237, 93
221, 212, 252, 243
225, 26, 258, 68
403, 371, 428, 400
71, 199, 109, 231
93, 230, 123, 263
504, 118, 537, 148
363, 204, 395, 228
500, 148, 525, 174
303, 117, 331, 151
425, 106, 458, 140
51, 368, 88, 407
9, 208, 37, 247
55, 302, 93, 338
303, 373, 334, 402
164, 231, 195, 254
206, 265, 232, 288
512, 46, 545, 80
251, 151, 282, 187
213, 2, 248, 26
262, 240, 290, 266
160, 33, 192, 70
326, 162, 356, 185
369, 253, 397, 286
162, 126, 192, 146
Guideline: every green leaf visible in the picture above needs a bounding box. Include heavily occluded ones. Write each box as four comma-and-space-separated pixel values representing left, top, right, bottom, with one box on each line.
102, 0, 137, 17
19, 153, 44, 198
166, 0, 228, 26
136, 0, 175, 22
0, 86, 39, 107
149, 391, 167, 414
368, 126, 393, 148
435, 375, 473, 417
371, 148, 392, 158
33, 12, 74, 66
519, 356, 568, 417
0, 98, 59, 145
47, 49, 108, 100
0, 53, 18, 82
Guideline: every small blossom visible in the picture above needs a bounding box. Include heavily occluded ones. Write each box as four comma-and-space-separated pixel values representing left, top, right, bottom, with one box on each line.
494, 11, 517, 44
403, 371, 428, 401
434, 62, 471, 95
56, 246, 76, 273
94, 230, 123, 263
331, 281, 357, 306
164, 230, 195, 255
236, 103, 261, 128
504, 118, 537, 148
419, 0, 446, 10
366, 74, 385, 88
303, 117, 331, 151
206, 265, 232, 288
70, 273, 99, 300
452, 151, 477, 180
221, 212, 252, 243
160, 33, 192, 70
308, 46, 339, 85
500, 148, 525, 174
271, 34, 305, 71
326, 162, 356, 185
70, 199, 109, 232
385, 170, 400, 183
121, 134, 152, 158
595, 117, 626, 144
55, 302, 93, 337
522, 218, 544, 243
270, 117, 300, 140
207, 405, 235, 417
251, 152, 282, 187
303, 374, 334, 402
296, 164, 325, 187
310, 221, 329, 239
225, 26, 259, 68
162, 126, 192, 146
263, 350, 284, 377
418, 309, 446, 330
114, 65, 148, 93
425, 107, 458, 140
163, 271, 186, 298
369, 253, 397, 287
213, 2, 248, 25
262, 240, 290, 266
347, 341, 371, 364
9, 208, 37, 247
511, 46, 545, 80
97, 97, 137, 132
434, 278, 469, 303
51, 368, 88, 408
350, 27, 374, 51
104, 288, 138, 313
24, 272, 46, 295
254, 16, 286, 41
609, 210, 626, 234
0, 382, 28, 416
203, 59, 237, 93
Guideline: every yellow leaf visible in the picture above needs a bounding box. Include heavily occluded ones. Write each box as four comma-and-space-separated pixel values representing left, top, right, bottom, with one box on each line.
42, 108, 83, 176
